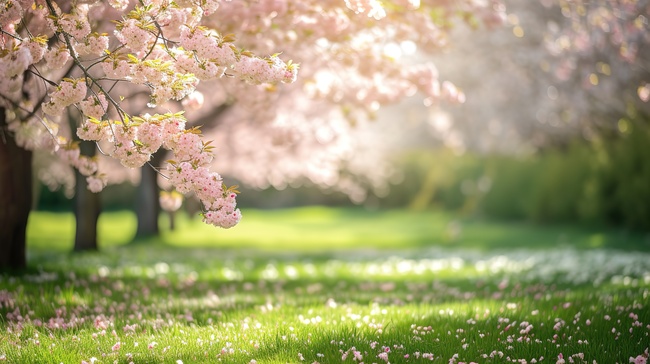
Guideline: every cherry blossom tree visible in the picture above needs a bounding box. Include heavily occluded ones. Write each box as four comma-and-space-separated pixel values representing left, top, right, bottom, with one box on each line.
1, 0, 297, 269
0, 0, 506, 270
539, 0, 650, 135
389, 0, 650, 220
418, 0, 649, 154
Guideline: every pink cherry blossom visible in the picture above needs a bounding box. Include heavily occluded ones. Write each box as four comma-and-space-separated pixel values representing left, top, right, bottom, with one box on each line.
630, 355, 647, 364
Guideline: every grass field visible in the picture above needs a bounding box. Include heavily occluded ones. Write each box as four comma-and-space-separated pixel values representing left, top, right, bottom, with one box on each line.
2, 207, 650, 363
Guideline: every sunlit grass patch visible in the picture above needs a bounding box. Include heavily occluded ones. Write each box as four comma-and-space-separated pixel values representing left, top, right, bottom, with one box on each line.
27, 210, 137, 252
156, 207, 452, 251
26, 207, 650, 252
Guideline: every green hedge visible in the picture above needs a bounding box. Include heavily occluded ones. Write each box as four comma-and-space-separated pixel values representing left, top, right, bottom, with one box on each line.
390, 119, 650, 230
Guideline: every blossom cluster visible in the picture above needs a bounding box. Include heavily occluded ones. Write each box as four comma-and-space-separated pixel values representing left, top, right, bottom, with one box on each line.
0, 34, 46, 101
179, 26, 238, 67
406, 63, 466, 105
6, 116, 59, 152
114, 18, 156, 53
44, 44, 72, 69
79, 94, 108, 120
57, 145, 107, 193
178, 25, 298, 85
54, 7, 92, 40
42, 79, 88, 117
165, 160, 242, 228
234, 54, 298, 84
75, 33, 110, 57
160, 118, 241, 228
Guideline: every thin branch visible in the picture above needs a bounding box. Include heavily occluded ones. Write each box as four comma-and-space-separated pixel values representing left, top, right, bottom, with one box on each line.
146, 160, 170, 180
0, 30, 21, 45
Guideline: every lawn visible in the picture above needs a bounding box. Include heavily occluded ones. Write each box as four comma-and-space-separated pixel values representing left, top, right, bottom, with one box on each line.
1, 207, 649, 363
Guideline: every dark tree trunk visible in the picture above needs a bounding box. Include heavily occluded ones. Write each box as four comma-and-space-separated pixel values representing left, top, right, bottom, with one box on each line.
0, 108, 31, 271
135, 150, 165, 238
73, 140, 101, 251
167, 210, 176, 231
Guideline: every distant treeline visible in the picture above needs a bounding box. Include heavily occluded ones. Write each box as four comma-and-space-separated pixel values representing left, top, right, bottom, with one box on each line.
391, 119, 650, 230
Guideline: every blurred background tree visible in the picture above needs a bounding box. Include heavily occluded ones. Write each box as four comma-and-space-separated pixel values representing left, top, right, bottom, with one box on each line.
404, 0, 650, 229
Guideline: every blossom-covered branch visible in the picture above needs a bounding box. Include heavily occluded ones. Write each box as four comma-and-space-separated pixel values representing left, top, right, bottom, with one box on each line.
1, 0, 299, 228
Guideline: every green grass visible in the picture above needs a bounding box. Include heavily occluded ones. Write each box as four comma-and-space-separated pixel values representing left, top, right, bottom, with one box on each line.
26, 206, 650, 252
2, 207, 650, 363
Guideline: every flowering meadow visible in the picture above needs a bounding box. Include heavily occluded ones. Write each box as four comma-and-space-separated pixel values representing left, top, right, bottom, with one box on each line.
2, 208, 650, 363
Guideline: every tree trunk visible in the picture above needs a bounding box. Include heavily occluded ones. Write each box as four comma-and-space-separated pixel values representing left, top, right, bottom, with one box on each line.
73, 140, 101, 251
0, 108, 31, 271
168, 210, 176, 231
135, 150, 165, 238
